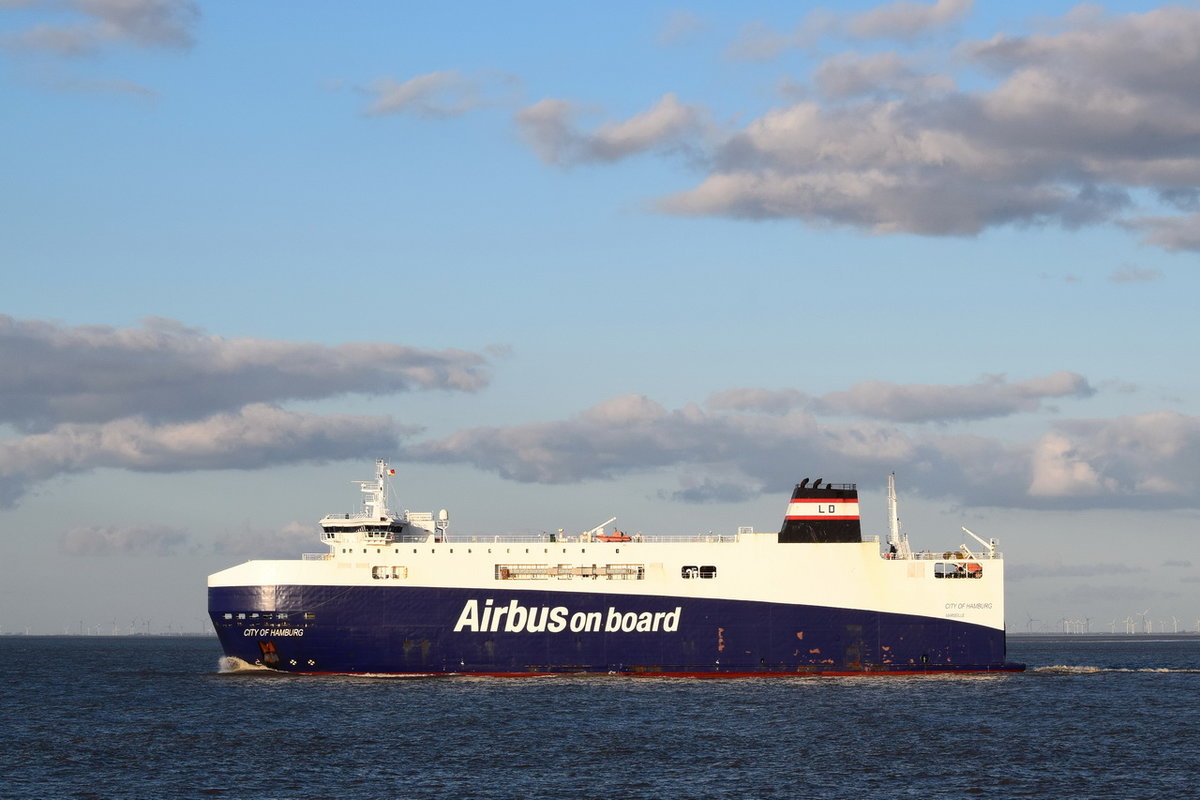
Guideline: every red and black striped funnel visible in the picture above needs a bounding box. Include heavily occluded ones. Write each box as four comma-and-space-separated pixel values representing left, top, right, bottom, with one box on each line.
778, 478, 862, 543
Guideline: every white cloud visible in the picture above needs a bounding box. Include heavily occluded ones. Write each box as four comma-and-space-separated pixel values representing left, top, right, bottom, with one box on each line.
657, 9, 707, 46
1, 0, 198, 55
59, 519, 320, 558
81, 0, 197, 47
1043, 412, 1200, 497
0, 315, 491, 507
1028, 432, 1112, 498
0, 404, 410, 506
363, 70, 518, 118
212, 521, 316, 559
1108, 266, 1163, 283
403, 391, 1200, 511
409, 392, 914, 489
580, 394, 670, 425
52, 75, 158, 98
516, 93, 711, 166
727, 0, 972, 60
658, 82, 1133, 233
814, 51, 956, 99
814, 372, 1095, 421
60, 523, 191, 556
726, 20, 803, 62
1127, 213, 1200, 253
529, 7, 1200, 251
514, 98, 579, 165
0, 315, 490, 430
708, 372, 1094, 422
707, 387, 807, 416
848, 0, 973, 41
659, 476, 760, 504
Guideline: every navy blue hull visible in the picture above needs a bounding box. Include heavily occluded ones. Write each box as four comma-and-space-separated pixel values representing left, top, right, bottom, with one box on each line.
209, 585, 1021, 675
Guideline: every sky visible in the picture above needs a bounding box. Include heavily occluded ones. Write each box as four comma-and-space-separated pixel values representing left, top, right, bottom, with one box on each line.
2, 0, 1199, 636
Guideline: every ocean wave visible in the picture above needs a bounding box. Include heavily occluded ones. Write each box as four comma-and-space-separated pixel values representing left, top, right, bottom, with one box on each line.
216, 655, 272, 673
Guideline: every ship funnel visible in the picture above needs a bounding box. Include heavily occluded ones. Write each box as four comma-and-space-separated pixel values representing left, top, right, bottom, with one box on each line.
798, 478, 810, 489
779, 480, 861, 544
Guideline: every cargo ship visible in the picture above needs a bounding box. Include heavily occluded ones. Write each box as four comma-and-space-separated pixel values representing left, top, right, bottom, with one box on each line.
208, 460, 1024, 675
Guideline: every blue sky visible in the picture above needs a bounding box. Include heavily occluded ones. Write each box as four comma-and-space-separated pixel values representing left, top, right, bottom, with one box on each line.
2, 0, 1199, 635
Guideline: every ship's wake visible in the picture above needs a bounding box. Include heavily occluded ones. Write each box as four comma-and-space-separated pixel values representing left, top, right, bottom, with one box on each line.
1033, 665, 1200, 675
343, 672, 459, 680
215, 658, 461, 679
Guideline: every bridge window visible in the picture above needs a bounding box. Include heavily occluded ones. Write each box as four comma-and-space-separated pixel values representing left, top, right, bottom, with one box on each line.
497, 563, 644, 580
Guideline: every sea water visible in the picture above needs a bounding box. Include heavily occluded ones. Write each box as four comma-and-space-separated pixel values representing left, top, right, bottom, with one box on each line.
0, 635, 1196, 799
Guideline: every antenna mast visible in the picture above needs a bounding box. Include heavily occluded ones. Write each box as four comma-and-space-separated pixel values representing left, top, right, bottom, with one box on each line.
886, 473, 911, 558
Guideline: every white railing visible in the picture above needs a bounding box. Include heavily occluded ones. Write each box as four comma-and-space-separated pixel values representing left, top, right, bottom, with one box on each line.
630, 534, 739, 543
886, 550, 1003, 561
440, 533, 746, 545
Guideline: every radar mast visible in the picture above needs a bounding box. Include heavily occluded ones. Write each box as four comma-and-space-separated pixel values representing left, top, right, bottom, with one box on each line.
886, 473, 911, 558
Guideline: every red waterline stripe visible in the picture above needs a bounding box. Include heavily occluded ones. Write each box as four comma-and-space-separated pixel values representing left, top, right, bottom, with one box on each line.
292, 666, 1026, 678
790, 497, 860, 503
